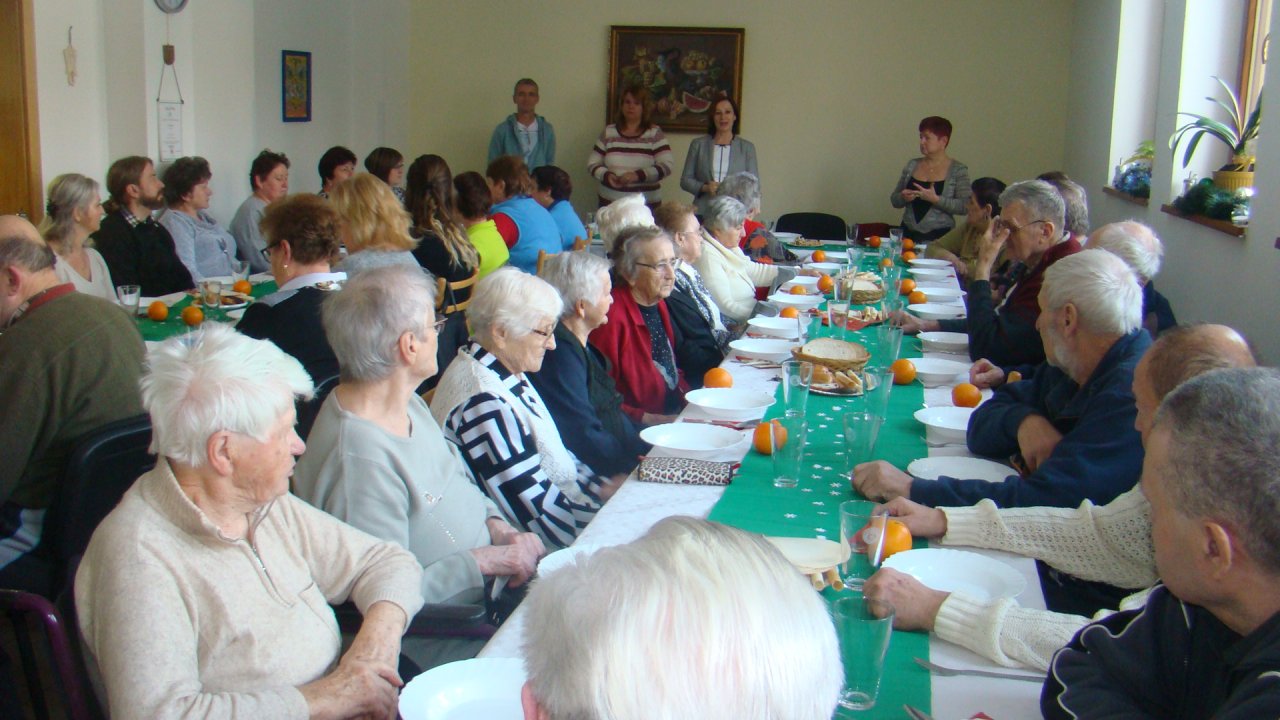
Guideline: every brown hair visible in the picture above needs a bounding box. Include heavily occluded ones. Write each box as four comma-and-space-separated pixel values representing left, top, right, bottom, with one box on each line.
406, 154, 478, 268
103, 156, 152, 214
454, 171, 493, 219
259, 194, 342, 266
485, 155, 533, 200
918, 116, 953, 142
614, 84, 654, 131
652, 201, 695, 236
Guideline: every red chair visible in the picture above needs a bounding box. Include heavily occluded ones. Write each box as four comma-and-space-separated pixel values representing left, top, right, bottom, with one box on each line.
0, 589, 102, 720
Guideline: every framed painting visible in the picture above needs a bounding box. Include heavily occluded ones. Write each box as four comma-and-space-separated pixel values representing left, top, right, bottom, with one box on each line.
282, 50, 311, 122
607, 26, 744, 133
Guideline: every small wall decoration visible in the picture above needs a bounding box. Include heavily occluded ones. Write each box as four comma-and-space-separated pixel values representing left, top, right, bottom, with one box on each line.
607, 26, 745, 133
282, 50, 311, 122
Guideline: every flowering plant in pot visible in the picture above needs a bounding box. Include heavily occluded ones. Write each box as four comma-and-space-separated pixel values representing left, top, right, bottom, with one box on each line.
1169, 76, 1260, 191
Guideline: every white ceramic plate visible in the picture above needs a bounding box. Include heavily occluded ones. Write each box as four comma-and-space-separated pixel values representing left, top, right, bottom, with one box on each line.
684, 388, 775, 420
909, 302, 965, 321
803, 261, 843, 274
767, 292, 825, 309
398, 657, 526, 720
765, 536, 851, 574
918, 331, 969, 354
226, 308, 246, 321
819, 250, 850, 260
913, 406, 974, 445
883, 548, 1026, 601
906, 267, 952, 282
773, 231, 801, 242
729, 337, 798, 362
780, 275, 820, 291
640, 422, 748, 460
747, 315, 803, 339
908, 456, 1016, 483
913, 287, 966, 304
909, 357, 970, 387
907, 258, 952, 268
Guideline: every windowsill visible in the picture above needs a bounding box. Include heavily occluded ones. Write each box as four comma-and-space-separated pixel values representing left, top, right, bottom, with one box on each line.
1159, 204, 1246, 238
1102, 186, 1149, 206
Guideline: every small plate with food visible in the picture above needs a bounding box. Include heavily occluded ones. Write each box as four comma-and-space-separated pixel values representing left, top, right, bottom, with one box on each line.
217, 292, 252, 310
808, 364, 866, 396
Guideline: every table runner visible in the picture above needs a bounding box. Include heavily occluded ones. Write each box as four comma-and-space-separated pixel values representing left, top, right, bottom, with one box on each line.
133, 281, 278, 341
708, 246, 934, 718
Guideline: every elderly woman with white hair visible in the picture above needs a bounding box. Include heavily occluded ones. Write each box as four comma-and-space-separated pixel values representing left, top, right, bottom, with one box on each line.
1087, 221, 1176, 337
431, 268, 623, 549
531, 251, 648, 477
654, 201, 732, 385
39, 173, 115, 300
695, 195, 801, 324
716, 171, 792, 262
293, 265, 545, 610
594, 192, 654, 255
589, 226, 688, 424
519, 516, 843, 720
75, 325, 424, 719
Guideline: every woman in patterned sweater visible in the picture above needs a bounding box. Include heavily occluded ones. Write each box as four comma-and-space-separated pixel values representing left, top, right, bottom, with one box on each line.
587, 84, 675, 208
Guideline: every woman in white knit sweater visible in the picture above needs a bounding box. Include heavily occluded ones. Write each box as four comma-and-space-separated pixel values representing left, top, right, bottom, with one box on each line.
693, 195, 799, 324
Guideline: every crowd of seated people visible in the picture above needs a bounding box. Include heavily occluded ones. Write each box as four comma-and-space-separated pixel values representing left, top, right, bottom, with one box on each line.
33, 86, 1280, 720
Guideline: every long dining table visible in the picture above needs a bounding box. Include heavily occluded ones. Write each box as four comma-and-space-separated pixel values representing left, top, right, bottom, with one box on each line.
478, 240, 1048, 719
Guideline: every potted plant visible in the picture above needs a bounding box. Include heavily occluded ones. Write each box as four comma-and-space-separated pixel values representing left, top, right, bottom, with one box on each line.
1169, 76, 1261, 190
1113, 140, 1154, 198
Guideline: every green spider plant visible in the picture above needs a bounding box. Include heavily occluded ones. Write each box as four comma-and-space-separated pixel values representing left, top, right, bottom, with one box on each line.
1170, 76, 1261, 170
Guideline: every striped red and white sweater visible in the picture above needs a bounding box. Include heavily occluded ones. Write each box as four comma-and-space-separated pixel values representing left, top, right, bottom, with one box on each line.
587, 124, 675, 205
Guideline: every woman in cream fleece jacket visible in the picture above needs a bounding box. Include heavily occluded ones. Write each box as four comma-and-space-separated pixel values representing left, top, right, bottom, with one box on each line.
693, 196, 797, 324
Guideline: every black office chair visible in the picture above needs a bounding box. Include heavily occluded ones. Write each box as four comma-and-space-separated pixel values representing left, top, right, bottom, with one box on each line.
0, 589, 103, 720
296, 374, 340, 442
775, 212, 849, 242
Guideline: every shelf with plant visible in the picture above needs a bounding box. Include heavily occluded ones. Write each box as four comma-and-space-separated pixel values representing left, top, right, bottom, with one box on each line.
1169, 75, 1261, 191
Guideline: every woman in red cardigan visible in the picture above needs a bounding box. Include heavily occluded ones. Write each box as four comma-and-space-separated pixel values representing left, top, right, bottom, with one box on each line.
589, 225, 688, 425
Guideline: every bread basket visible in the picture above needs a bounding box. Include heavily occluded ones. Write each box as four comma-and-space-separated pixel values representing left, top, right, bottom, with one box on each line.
791, 337, 871, 373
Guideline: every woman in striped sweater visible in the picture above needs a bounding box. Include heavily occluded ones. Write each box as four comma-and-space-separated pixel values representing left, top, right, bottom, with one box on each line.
587, 85, 675, 208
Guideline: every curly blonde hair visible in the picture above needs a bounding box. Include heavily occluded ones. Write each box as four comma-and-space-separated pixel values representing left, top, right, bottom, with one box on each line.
328, 173, 415, 253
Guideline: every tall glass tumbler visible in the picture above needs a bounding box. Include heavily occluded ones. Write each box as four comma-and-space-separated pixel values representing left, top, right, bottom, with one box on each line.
834, 594, 896, 711
863, 365, 896, 419
771, 415, 808, 488
780, 359, 814, 417
875, 323, 904, 364
843, 411, 884, 471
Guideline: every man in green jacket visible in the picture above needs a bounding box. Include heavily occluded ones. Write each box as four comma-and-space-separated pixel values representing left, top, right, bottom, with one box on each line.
488, 78, 556, 169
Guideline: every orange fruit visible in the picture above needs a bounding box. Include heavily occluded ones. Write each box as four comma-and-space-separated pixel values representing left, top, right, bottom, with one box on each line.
880, 257, 894, 268
899, 278, 916, 295
908, 290, 928, 305
861, 519, 913, 561
1007, 370, 1023, 383
758, 255, 774, 265
902, 238, 915, 251
867, 236, 882, 248
232, 279, 253, 295
753, 420, 786, 455
952, 382, 982, 408
789, 285, 808, 295
180, 305, 204, 326
891, 358, 916, 385
146, 301, 169, 322
902, 250, 917, 262
779, 306, 800, 319
812, 249, 827, 262
703, 367, 734, 388
817, 274, 834, 293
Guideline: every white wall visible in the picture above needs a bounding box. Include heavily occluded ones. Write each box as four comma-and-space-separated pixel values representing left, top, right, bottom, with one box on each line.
33, 0, 111, 189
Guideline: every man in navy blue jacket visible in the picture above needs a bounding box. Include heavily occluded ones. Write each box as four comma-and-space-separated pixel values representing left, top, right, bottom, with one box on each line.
1043, 368, 1280, 719
854, 249, 1149, 509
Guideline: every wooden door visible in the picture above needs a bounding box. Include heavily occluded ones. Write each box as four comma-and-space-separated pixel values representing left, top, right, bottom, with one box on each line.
0, 0, 41, 222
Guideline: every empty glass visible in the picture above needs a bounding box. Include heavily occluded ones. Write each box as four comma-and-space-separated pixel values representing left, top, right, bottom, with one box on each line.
839, 504, 891, 588
862, 365, 895, 418
834, 594, 896, 710
875, 323, 904, 364
843, 411, 884, 471
771, 415, 808, 488
780, 359, 814, 416
231, 260, 250, 282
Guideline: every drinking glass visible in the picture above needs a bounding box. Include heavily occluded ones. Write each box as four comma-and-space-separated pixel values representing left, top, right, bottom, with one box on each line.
889, 227, 904, 247
834, 594, 896, 710
843, 411, 884, 471
828, 300, 850, 339
771, 415, 807, 488
862, 365, 895, 418
199, 279, 223, 308
880, 264, 903, 294
115, 284, 141, 316
780, 360, 814, 417
231, 260, 249, 282
838, 504, 891, 588
875, 323, 904, 364
845, 247, 865, 274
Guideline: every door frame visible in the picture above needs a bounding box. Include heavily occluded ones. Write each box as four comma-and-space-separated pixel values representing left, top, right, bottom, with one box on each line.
6, 0, 42, 223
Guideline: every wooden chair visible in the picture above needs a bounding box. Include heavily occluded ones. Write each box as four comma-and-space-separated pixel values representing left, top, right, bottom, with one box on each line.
436, 268, 480, 315
572, 237, 589, 252
536, 249, 551, 275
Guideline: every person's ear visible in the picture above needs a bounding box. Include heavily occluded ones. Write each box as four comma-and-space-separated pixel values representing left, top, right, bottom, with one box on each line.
278, 239, 295, 265
575, 299, 590, 319
126, 183, 143, 202
1060, 303, 1079, 338
520, 681, 550, 720
1204, 521, 1237, 578
206, 431, 235, 476
397, 330, 417, 365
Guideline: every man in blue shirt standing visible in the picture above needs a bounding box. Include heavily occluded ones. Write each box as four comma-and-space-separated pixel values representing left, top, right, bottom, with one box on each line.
488, 78, 556, 170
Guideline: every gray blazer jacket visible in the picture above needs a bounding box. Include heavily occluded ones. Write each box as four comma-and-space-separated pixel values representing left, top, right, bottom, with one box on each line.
680, 135, 759, 216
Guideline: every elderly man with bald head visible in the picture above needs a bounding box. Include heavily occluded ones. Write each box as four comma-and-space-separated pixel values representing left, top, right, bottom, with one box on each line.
858, 324, 1255, 671
0, 215, 145, 594
1088, 220, 1177, 336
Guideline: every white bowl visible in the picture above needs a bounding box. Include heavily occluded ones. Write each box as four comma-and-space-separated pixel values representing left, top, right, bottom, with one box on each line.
729, 337, 799, 362
906, 267, 952, 282
918, 331, 969, 354
747, 316, 803, 339
803, 261, 843, 274
913, 287, 966, 305
773, 231, 801, 242
780, 275, 820, 291
909, 357, 971, 387
684, 388, 776, 420
909, 303, 966, 320
398, 658, 526, 720
914, 406, 975, 445
908, 456, 1015, 483
767, 292, 825, 309
907, 258, 952, 268
639, 422, 749, 460
821, 250, 850, 260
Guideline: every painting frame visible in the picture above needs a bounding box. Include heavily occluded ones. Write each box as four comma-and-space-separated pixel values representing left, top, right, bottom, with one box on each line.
607, 25, 744, 134
281, 50, 312, 123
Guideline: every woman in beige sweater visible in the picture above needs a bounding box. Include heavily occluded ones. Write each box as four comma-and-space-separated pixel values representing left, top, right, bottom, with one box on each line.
76, 325, 424, 720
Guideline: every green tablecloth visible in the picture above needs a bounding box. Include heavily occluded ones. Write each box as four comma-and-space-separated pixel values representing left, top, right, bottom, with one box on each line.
708, 248, 934, 718
134, 281, 278, 342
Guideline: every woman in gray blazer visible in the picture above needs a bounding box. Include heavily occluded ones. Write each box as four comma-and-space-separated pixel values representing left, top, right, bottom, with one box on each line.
680, 96, 759, 216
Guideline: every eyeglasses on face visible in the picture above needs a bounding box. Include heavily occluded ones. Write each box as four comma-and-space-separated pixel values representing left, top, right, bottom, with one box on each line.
997, 218, 1047, 236
635, 258, 682, 273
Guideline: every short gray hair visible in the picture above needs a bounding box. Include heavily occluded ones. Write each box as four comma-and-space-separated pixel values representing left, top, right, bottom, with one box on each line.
0, 216, 55, 272
143, 324, 313, 467
1156, 368, 1280, 574
467, 266, 563, 343
322, 264, 436, 382
614, 225, 677, 284
39, 174, 100, 254
1000, 180, 1065, 237
716, 171, 761, 213
1041, 249, 1142, 336
539, 251, 611, 315
521, 517, 842, 719
596, 193, 654, 251
1040, 176, 1089, 236
1088, 221, 1163, 282
704, 195, 748, 234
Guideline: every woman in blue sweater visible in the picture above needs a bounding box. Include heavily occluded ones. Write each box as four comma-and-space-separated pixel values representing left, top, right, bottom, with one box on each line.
531, 165, 587, 250
486, 156, 561, 273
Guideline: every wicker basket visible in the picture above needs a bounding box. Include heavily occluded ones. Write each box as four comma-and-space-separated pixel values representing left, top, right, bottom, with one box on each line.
842, 273, 886, 305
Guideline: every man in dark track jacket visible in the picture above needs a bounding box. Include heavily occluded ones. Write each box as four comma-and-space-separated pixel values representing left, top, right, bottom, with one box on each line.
1043, 368, 1280, 718
92, 156, 194, 296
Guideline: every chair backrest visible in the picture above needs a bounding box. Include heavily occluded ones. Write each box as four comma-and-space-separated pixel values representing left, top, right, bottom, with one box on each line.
436, 268, 480, 315
296, 374, 340, 442
855, 222, 894, 244
0, 589, 101, 720
775, 212, 849, 241
42, 416, 154, 581
572, 237, 589, 252
536, 249, 550, 275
